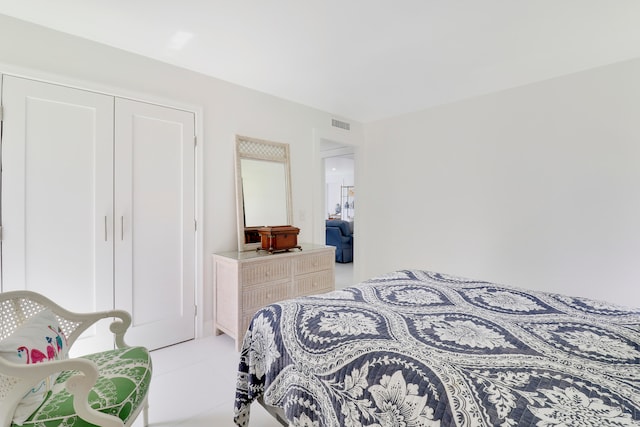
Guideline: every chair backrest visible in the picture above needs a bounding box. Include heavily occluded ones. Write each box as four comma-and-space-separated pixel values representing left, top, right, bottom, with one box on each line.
0, 291, 84, 425
1, 291, 131, 351
326, 219, 352, 236
1, 291, 86, 348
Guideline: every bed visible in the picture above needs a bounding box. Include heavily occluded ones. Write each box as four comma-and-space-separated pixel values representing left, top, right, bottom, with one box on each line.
234, 270, 640, 426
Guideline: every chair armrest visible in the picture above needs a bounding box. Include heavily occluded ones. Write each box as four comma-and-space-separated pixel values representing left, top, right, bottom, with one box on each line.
64, 358, 125, 427
0, 356, 124, 427
49, 307, 132, 350
326, 227, 342, 244
0, 291, 132, 349
340, 235, 352, 245
106, 310, 132, 349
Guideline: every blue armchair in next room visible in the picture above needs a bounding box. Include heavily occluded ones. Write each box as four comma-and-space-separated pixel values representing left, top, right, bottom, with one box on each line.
325, 219, 353, 263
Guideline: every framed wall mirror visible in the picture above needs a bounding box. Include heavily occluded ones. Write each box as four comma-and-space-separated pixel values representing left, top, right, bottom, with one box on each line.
235, 135, 293, 251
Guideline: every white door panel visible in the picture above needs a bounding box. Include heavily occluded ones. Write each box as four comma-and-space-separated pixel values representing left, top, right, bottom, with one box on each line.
114, 98, 196, 350
1, 75, 115, 352
1, 76, 196, 353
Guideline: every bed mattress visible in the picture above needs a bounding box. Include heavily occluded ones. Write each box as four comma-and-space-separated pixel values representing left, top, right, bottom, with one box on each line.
234, 270, 640, 426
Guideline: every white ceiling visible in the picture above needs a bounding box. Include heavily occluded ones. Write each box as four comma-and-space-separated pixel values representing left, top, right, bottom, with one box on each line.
2, 1, 640, 122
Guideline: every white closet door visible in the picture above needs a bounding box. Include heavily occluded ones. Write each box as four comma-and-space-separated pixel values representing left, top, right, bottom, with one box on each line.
1, 75, 115, 352
114, 98, 196, 350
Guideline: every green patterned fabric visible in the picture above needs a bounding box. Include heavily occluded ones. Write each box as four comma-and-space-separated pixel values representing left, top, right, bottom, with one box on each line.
13, 346, 152, 427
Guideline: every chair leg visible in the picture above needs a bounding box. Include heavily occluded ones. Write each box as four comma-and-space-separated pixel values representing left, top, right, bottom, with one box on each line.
143, 400, 149, 426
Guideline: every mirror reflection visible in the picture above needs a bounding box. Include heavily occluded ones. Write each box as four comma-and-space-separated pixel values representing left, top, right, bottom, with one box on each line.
235, 136, 293, 251
240, 159, 288, 226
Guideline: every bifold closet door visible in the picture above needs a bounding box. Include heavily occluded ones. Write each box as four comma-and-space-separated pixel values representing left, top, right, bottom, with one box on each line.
114, 98, 196, 350
1, 75, 115, 353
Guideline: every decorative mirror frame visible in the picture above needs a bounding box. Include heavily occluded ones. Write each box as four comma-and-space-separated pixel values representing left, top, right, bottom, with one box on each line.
235, 135, 293, 251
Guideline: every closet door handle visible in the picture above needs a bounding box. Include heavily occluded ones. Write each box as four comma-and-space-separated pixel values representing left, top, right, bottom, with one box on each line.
104, 216, 108, 241
121, 216, 124, 240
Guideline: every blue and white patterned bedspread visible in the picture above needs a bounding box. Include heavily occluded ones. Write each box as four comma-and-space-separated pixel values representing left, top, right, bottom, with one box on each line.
234, 270, 640, 426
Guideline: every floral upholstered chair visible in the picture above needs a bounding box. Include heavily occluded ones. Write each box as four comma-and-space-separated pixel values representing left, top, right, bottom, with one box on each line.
0, 291, 152, 427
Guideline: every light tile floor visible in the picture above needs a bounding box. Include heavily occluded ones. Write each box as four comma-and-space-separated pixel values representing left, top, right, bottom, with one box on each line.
334, 260, 355, 289
132, 261, 354, 426
132, 334, 280, 427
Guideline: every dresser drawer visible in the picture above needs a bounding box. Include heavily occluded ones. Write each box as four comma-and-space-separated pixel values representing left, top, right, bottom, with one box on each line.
242, 280, 290, 311
295, 269, 335, 296
294, 250, 334, 275
242, 259, 290, 286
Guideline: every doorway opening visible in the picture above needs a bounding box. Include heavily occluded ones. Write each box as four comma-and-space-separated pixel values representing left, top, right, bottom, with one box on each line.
320, 140, 355, 289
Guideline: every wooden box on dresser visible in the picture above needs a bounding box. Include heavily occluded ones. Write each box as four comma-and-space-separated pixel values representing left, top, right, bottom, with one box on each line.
213, 243, 335, 350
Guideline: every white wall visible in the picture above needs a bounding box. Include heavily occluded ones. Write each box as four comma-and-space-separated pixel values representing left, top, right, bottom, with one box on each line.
359, 57, 640, 308
0, 14, 365, 332
3, 13, 639, 317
